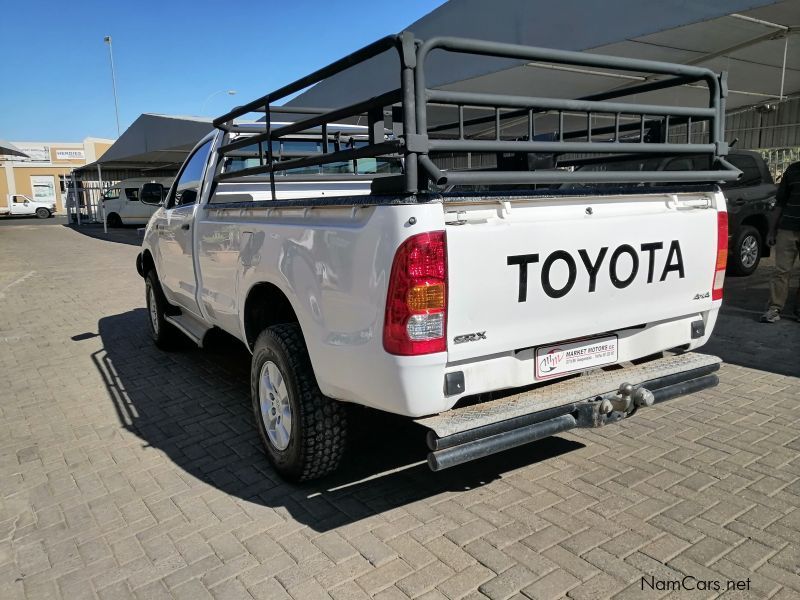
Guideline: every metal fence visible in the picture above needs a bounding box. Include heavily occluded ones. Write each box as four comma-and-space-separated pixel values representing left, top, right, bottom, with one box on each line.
758, 147, 800, 182
64, 180, 109, 225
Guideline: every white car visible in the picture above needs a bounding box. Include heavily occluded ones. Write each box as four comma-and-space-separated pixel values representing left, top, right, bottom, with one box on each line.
1, 194, 55, 219
136, 33, 740, 481
101, 177, 172, 226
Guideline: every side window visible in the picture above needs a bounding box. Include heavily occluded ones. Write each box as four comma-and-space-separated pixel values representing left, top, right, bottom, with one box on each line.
725, 155, 761, 186
125, 188, 139, 201
103, 187, 120, 200
167, 140, 212, 209
13, 196, 25, 203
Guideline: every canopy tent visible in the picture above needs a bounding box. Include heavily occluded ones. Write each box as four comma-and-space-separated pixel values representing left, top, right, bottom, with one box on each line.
94, 113, 214, 167
0, 140, 29, 158
286, 0, 799, 127
72, 113, 214, 192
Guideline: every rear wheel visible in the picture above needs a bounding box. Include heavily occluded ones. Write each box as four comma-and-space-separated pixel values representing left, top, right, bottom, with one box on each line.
145, 270, 180, 349
107, 213, 122, 227
729, 225, 761, 276
35, 208, 50, 219
251, 323, 348, 482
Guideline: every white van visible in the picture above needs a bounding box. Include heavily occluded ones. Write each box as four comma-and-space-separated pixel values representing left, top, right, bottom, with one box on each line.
101, 177, 172, 227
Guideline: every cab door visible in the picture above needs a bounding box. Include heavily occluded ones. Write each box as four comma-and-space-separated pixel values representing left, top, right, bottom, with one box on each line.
121, 187, 143, 221
10, 196, 33, 215
158, 140, 212, 314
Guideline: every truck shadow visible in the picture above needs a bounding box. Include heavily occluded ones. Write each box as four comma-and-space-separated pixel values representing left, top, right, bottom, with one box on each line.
701, 260, 800, 378
92, 309, 583, 532
63, 223, 144, 247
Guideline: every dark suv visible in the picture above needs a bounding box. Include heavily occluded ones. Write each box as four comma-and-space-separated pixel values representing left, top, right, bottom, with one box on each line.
572, 149, 777, 276
718, 150, 777, 276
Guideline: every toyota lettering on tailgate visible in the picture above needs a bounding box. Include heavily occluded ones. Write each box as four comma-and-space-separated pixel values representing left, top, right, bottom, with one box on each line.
507, 241, 685, 302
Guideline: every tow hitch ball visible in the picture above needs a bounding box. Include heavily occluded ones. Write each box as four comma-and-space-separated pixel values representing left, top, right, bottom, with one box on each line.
599, 382, 655, 415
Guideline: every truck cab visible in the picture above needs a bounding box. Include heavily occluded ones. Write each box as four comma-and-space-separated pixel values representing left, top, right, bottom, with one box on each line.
102, 177, 172, 227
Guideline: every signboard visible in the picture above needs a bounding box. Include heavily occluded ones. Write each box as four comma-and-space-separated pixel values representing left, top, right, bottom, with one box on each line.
16, 144, 50, 162
56, 149, 85, 160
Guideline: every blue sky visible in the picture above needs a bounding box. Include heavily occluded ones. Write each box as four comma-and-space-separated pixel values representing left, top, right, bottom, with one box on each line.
0, 0, 446, 142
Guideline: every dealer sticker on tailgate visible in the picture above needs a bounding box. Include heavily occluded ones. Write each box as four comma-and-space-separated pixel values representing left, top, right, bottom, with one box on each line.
535, 335, 618, 379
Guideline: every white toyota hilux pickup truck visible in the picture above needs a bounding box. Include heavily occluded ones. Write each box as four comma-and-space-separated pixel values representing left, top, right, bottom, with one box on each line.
136, 33, 740, 481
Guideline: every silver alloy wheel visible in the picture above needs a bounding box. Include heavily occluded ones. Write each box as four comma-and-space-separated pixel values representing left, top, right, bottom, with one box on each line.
259, 360, 292, 451
148, 286, 159, 335
740, 234, 759, 269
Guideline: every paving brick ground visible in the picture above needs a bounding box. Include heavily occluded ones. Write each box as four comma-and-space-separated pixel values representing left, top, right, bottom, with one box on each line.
1, 221, 798, 600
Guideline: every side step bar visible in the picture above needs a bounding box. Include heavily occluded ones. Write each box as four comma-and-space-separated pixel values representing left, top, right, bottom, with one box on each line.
421, 353, 721, 471
164, 313, 211, 347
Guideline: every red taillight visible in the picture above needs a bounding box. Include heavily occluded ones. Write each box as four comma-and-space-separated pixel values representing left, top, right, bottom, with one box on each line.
712, 211, 728, 301
383, 231, 447, 355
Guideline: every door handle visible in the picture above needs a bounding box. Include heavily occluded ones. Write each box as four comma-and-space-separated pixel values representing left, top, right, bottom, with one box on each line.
733, 198, 746, 206
181, 223, 190, 230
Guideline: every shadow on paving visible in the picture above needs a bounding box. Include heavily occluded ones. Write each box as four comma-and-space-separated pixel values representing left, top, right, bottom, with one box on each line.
63, 223, 144, 247
0, 214, 68, 227
700, 260, 800, 378
83, 308, 583, 532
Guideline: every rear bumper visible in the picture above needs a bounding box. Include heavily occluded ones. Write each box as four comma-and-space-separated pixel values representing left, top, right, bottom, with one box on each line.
419, 352, 721, 471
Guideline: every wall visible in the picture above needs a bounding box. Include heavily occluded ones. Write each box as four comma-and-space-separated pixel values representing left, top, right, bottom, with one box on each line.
1, 137, 115, 212
0, 168, 8, 208
726, 98, 800, 150
12, 166, 72, 211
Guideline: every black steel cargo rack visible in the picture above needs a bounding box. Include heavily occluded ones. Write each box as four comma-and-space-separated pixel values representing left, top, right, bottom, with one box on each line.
213, 31, 741, 197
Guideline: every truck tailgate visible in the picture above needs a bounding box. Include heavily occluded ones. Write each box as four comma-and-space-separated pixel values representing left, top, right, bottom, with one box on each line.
445, 192, 722, 364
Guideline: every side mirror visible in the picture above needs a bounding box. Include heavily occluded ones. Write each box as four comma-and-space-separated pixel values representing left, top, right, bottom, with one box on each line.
140, 183, 165, 206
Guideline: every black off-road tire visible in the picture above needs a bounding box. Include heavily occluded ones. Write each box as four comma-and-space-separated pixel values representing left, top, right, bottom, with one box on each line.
107, 213, 123, 228
251, 323, 348, 482
145, 270, 180, 350
728, 225, 762, 277
35, 207, 50, 219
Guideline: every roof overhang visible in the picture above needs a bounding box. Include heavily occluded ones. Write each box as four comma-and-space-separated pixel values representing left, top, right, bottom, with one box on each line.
287, 0, 799, 119
95, 113, 214, 166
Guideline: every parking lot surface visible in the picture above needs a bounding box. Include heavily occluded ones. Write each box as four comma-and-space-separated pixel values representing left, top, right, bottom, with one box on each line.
1, 222, 798, 600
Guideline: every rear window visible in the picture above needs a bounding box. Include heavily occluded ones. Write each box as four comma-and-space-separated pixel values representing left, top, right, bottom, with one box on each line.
221, 137, 402, 178
563, 157, 665, 190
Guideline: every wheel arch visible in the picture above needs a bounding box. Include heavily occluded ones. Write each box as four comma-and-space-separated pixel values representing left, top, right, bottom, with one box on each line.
740, 213, 768, 237
740, 214, 770, 255
138, 249, 156, 279
242, 281, 302, 351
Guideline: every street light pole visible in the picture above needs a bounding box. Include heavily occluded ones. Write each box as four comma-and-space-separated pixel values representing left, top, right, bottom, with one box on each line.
103, 35, 121, 137
201, 90, 238, 114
